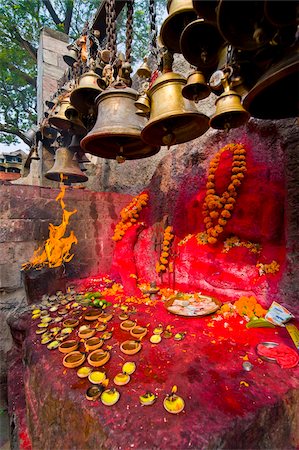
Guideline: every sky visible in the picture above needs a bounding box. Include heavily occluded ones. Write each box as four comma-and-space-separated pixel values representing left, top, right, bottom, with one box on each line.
0, 141, 29, 154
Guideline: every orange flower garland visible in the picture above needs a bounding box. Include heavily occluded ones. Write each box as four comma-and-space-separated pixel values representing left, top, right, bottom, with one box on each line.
156, 226, 174, 273
112, 193, 148, 241
234, 295, 267, 319
203, 143, 247, 244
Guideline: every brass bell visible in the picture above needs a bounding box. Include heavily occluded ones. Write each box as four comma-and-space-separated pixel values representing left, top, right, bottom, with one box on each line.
210, 76, 250, 130
49, 96, 86, 135
135, 93, 151, 113
192, 0, 218, 23
136, 57, 151, 79
30, 146, 40, 161
141, 72, 210, 147
160, 0, 197, 54
70, 71, 103, 114
45, 147, 88, 183
182, 70, 211, 102
81, 87, 160, 160
264, 0, 298, 27
217, 0, 276, 51
63, 44, 78, 67
180, 19, 224, 71
243, 51, 299, 120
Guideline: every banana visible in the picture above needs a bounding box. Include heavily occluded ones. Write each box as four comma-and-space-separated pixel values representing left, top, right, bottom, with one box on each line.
246, 318, 275, 329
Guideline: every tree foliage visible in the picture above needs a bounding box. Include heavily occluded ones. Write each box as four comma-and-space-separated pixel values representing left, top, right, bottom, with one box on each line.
0, 0, 166, 147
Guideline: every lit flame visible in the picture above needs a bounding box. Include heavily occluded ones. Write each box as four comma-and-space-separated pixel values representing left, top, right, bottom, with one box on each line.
22, 185, 78, 270
171, 385, 177, 394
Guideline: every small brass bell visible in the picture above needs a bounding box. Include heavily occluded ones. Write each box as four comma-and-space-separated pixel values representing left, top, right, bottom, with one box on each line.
49, 96, 86, 135
81, 86, 160, 160
141, 72, 210, 147
70, 71, 103, 114
160, 0, 197, 53
135, 93, 151, 113
63, 44, 78, 67
45, 147, 88, 183
210, 76, 250, 130
180, 19, 224, 71
192, 0, 218, 23
136, 57, 151, 79
243, 51, 299, 120
73, 151, 90, 164
30, 146, 40, 161
182, 71, 211, 102
217, 0, 276, 51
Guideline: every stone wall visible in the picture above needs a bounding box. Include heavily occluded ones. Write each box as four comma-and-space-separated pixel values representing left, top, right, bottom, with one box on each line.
0, 183, 131, 402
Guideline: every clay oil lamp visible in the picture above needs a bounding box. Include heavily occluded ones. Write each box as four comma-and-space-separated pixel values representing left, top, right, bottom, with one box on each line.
174, 332, 186, 341
122, 361, 136, 375
95, 323, 107, 332
86, 385, 104, 401
32, 313, 41, 320
41, 316, 52, 324
84, 309, 102, 321
120, 320, 136, 331
41, 334, 52, 344
88, 370, 106, 384
40, 310, 49, 317
78, 327, 96, 339
163, 386, 185, 414
37, 322, 49, 329
101, 331, 113, 341
63, 351, 85, 368
63, 318, 79, 328
47, 340, 60, 350
114, 372, 130, 386
139, 392, 157, 406
153, 325, 163, 335
130, 326, 148, 340
101, 388, 120, 406
54, 317, 63, 323
49, 305, 58, 312
120, 340, 142, 355
49, 326, 61, 335
98, 312, 113, 323
58, 339, 79, 354
36, 328, 47, 335
77, 366, 93, 378
162, 330, 173, 339
61, 327, 73, 335
84, 337, 104, 352
150, 335, 162, 344
58, 308, 68, 315
119, 312, 129, 321
87, 349, 110, 367
32, 308, 41, 315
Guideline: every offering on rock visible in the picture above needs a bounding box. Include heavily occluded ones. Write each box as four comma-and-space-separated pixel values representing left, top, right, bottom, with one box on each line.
120, 340, 142, 355
77, 366, 92, 378
165, 293, 221, 317
122, 362, 136, 375
58, 340, 79, 353
63, 351, 85, 368
89, 371, 106, 384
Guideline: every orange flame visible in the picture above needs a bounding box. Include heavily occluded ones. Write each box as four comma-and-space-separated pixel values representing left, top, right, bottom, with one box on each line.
22, 185, 78, 270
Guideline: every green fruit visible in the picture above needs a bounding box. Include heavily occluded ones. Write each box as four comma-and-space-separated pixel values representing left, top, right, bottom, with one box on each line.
246, 318, 275, 329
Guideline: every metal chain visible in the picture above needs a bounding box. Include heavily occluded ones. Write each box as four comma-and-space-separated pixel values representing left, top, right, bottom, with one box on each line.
149, 0, 157, 60
125, 0, 134, 63
106, 0, 117, 65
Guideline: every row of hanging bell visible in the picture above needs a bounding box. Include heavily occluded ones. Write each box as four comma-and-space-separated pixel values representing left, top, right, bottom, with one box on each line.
48, 95, 86, 135
45, 146, 88, 184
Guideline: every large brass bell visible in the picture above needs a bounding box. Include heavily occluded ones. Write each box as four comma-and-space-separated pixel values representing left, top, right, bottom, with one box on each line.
160, 0, 197, 53
136, 57, 151, 79
182, 71, 211, 102
63, 44, 78, 67
192, 0, 218, 23
49, 96, 86, 135
243, 51, 299, 120
70, 71, 103, 114
180, 19, 224, 71
45, 147, 88, 183
81, 87, 160, 160
210, 76, 250, 130
217, 0, 276, 51
141, 72, 210, 147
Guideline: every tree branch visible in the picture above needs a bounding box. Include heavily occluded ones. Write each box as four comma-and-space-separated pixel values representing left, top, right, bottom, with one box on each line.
7, 63, 36, 87
64, 1, 74, 35
0, 123, 31, 146
42, 0, 63, 26
11, 28, 37, 61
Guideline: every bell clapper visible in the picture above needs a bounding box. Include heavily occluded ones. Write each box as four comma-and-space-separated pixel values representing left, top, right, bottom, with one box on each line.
116, 146, 126, 164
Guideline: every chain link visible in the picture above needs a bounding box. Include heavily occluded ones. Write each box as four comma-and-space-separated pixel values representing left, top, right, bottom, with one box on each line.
149, 0, 157, 60
125, 0, 134, 63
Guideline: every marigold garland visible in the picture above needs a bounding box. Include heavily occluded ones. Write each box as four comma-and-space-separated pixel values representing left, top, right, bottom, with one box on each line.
203, 143, 247, 244
222, 236, 261, 254
256, 260, 280, 276
112, 193, 148, 241
156, 226, 174, 273
234, 295, 267, 319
